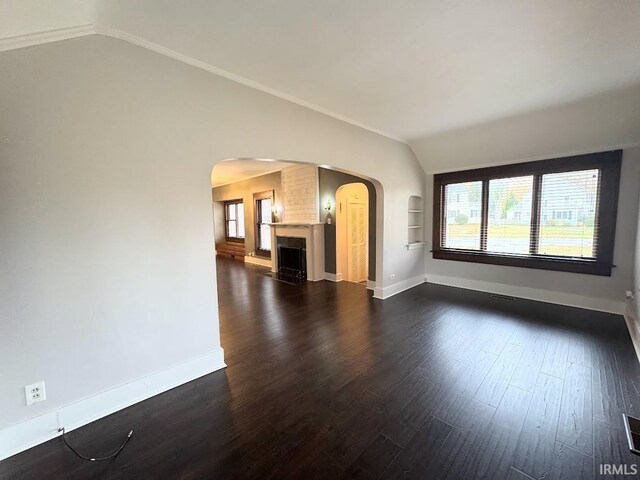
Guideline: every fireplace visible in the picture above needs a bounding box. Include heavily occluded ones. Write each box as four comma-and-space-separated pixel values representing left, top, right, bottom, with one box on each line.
269, 223, 323, 281
276, 236, 307, 283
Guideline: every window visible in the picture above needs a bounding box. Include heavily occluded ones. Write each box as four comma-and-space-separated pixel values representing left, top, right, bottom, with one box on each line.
225, 200, 245, 241
538, 169, 598, 258
486, 175, 533, 254
254, 191, 273, 256
443, 181, 482, 250
433, 150, 621, 276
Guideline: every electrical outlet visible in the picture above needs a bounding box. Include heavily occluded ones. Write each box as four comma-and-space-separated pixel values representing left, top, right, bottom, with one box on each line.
25, 381, 46, 406
390, 273, 396, 280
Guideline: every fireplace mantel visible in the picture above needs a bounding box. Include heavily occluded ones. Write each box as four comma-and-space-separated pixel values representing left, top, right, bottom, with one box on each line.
269, 223, 324, 281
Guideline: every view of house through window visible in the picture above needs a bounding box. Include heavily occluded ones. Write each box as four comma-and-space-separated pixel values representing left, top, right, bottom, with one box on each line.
225, 200, 245, 241
538, 169, 599, 258
434, 150, 620, 275
443, 170, 599, 258
444, 181, 482, 250
486, 175, 534, 255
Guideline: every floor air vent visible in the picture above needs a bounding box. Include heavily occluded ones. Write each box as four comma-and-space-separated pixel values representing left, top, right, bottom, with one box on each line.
489, 293, 516, 301
623, 414, 640, 455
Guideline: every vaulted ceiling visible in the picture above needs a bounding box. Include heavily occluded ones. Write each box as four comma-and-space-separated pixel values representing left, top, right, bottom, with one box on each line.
3, 0, 640, 143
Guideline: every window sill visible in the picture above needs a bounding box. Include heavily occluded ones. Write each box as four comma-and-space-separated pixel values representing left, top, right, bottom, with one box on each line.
432, 249, 612, 276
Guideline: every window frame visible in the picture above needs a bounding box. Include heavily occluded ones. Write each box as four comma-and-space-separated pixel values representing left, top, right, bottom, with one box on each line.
432, 150, 622, 276
254, 190, 274, 257
224, 199, 245, 243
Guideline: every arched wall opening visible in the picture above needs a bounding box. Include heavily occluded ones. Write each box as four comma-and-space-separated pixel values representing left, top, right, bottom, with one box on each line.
318, 169, 377, 285
210, 157, 384, 291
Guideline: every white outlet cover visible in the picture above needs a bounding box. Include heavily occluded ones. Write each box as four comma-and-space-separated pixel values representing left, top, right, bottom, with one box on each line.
24, 381, 46, 406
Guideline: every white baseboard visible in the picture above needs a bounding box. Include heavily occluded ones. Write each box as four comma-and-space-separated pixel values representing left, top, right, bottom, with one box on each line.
367, 280, 375, 291
244, 255, 271, 267
624, 314, 640, 365
324, 272, 343, 282
624, 298, 640, 364
373, 275, 426, 300
0, 348, 226, 461
426, 273, 626, 315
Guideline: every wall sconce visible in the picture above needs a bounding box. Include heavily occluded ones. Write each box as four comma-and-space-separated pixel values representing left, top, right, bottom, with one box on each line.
272, 204, 282, 220
324, 200, 332, 224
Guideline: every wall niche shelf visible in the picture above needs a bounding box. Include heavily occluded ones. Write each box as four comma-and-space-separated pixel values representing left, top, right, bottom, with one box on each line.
408, 196, 424, 249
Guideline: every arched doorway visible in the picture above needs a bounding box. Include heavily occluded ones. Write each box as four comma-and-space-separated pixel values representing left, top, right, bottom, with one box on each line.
211, 158, 382, 290
335, 182, 369, 284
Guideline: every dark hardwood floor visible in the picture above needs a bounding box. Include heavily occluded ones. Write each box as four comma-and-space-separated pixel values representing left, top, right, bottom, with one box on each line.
2, 256, 640, 479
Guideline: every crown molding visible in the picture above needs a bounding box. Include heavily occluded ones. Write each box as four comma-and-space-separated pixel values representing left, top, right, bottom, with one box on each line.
0, 24, 95, 52
0, 24, 406, 144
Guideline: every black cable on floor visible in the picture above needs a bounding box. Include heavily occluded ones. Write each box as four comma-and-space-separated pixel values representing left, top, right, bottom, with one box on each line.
58, 427, 134, 462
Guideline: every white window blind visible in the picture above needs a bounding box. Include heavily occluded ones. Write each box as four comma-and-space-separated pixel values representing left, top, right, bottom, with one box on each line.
538, 169, 599, 258
486, 175, 533, 254
443, 181, 482, 250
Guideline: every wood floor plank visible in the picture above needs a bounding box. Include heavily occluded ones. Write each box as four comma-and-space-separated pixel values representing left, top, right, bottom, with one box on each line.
512, 373, 564, 480
567, 336, 593, 368
614, 348, 640, 419
556, 362, 593, 457
426, 399, 496, 479
506, 467, 535, 480
381, 366, 433, 417
509, 335, 550, 392
592, 345, 626, 429
475, 342, 525, 407
381, 361, 465, 447
343, 434, 402, 480
465, 385, 533, 479
481, 320, 515, 356
382, 416, 453, 480
431, 349, 497, 425
550, 442, 594, 480
541, 334, 570, 379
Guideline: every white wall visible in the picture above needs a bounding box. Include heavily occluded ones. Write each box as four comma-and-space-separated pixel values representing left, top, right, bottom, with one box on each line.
0, 34, 424, 445
413, 86, 640, 314
0, 0, 94, 39
632, 182, 640, 327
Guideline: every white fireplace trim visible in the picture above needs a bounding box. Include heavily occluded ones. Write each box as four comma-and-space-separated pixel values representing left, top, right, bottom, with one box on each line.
269, 223, 325, 281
